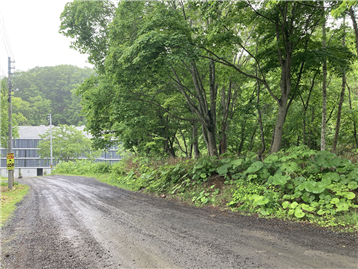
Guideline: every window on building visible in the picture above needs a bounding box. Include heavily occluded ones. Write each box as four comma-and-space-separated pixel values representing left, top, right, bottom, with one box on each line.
17, 159, 25, 167
27, 159, 33, 167
34, 140, 40, 148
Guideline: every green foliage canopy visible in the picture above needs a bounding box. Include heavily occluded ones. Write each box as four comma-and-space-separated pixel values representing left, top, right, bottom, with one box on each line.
37, 125, 99, 162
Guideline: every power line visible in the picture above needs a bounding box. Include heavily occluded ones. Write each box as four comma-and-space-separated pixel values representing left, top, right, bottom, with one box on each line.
0, 10, 15, 60
1, 13, 14, 58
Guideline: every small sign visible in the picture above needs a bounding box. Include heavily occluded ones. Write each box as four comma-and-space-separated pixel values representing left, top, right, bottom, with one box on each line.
7, 153, 14, 170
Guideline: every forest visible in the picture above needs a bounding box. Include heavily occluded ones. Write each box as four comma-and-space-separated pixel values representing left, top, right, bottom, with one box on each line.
58, 0, 358, 160
0, 65, 93, 145
11, 65, 94, 126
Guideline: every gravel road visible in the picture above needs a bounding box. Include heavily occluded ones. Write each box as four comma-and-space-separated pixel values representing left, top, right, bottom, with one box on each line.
1, 175, 357, 269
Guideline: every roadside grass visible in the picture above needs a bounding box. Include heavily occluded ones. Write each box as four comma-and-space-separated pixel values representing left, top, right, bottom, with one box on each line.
1, 181, 29, 226
53, 148, 358, 235
55, 167, 358, 234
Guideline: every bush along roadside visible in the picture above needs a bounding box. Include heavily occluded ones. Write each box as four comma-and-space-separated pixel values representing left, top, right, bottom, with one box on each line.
54, 146, 358, 233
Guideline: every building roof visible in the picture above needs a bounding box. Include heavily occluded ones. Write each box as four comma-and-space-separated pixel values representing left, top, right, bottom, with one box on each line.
18, 126, 91, 139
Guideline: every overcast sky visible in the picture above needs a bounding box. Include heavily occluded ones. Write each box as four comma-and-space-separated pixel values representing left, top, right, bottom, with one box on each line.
0, 0, 92, 75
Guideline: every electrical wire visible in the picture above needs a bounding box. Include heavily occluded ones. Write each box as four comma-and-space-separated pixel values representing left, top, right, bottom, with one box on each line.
0, 9, 15, 61
1, 14, 14, 59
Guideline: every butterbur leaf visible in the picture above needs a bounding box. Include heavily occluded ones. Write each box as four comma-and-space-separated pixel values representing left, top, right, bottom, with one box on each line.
317, 209, 325, 215
293, 191, 302, 198
340, 175, 350, 184
301, 204, 311, 211
302, 192, 313, 203
348, 181, 358, 190
264, 154, 278, 164
260, 208, 269, 216
315, 151, 335, 167
271, 174, 290, 185
290, 202, 298, 209
231, 159, 243, 169
328, 158, 342, 167
244, 161, 264, 174
282, 201, 290, 209
297, 182, 306, 191
343, 192, 355, 199
307, 164, 320, 173
330, 198, 339, 204
254, 197, 270, 206
304, 181, 326, 194
336, 202, 349, 212
294, 208, 305, 218
347, 169, 358, 181
281, 162, 300, 174
217, 164, 230, 176
322, 173, 339, 183
201, 197, 209, 204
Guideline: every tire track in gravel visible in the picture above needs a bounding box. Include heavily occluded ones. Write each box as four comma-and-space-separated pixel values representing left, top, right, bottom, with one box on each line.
1, 175, 357, 269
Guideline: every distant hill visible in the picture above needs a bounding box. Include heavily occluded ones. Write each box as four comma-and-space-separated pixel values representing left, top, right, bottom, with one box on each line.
12, 65, 94, 126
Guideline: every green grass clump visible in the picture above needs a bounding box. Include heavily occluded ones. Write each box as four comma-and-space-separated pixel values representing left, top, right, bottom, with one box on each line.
1, 183, 29, 226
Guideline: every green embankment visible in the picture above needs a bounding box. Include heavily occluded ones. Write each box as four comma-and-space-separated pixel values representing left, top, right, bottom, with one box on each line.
53, 146, 358, 234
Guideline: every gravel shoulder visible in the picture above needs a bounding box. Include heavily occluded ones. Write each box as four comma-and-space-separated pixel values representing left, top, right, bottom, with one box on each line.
1, 175, 357, 269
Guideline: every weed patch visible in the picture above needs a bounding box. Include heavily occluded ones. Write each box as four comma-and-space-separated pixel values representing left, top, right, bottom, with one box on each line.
1, 183, 29, 226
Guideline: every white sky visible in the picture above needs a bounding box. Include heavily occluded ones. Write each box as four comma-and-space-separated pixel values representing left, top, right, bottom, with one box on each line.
0, 0, 92, 75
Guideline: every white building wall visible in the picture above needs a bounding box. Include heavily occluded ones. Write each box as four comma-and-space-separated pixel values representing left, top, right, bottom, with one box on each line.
0, 168, 52, 178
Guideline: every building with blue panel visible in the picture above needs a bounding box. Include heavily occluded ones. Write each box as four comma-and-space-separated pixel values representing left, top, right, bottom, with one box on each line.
0, 126, 121, 177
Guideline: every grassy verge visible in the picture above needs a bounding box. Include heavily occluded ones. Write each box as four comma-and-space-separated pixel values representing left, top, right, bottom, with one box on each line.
1, 181, 29, 226
53, 147, 358, 235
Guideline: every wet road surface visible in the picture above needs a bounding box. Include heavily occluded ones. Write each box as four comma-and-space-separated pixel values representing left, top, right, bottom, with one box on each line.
1, 175, 357, 268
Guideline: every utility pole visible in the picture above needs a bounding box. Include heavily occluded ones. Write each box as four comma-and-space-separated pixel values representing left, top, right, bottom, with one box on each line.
48, 114, 53, 172
8, 57, 15, 189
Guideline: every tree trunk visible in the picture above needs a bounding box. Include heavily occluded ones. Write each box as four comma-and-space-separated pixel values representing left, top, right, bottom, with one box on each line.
187, 59, 218, 157
349, 7, 358, 58
321, 8, 327, 151
303, 109, 307, 145
207, 59, 218, 156
332, 19, 346, 154
270, 97, 289, 153
249, 125, 257, 152
238, 120, 246, 155
192, 123, 200, 159
347, 83, 358, 148
270, 40, 292, 153
256, 80, 265, 160
219, 84, 231, 155
164, 138, 176, 158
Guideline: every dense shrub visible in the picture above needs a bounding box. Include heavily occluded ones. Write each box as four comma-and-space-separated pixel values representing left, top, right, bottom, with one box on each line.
53, 146, 358, 229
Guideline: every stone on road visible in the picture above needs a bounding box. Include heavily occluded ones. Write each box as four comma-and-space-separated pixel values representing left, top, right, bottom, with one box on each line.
1, 176, 357, 268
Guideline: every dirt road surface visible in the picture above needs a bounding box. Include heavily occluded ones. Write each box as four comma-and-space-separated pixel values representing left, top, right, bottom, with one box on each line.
1, 175, 357, 268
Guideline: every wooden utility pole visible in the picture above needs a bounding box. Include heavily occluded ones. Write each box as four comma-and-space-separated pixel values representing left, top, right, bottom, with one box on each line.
7, 57, 15, 189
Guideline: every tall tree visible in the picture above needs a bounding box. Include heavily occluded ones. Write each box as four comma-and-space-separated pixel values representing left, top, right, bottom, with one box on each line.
37, 125, 99, 162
